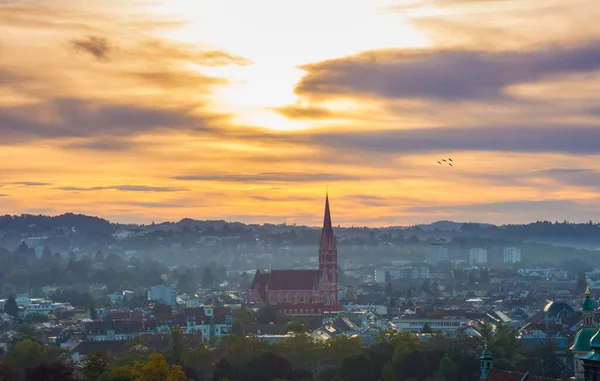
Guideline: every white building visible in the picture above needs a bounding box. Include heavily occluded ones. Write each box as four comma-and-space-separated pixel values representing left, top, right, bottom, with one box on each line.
391, 317, 466, 337
503, 247, 522, 263
469, 248, 488, 266
374, 267, 430, 283
148, 284, 176, 306
427, 244, 449, 266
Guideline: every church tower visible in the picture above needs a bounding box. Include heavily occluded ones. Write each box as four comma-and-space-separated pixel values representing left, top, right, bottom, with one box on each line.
571, 283, 597, 380
319, 193, 340, 312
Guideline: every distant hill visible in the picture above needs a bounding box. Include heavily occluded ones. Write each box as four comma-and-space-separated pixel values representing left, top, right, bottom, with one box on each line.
414, 220, 496, 231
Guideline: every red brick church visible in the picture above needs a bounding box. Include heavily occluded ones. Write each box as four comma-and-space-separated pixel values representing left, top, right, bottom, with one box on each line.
249, 194, 341, 313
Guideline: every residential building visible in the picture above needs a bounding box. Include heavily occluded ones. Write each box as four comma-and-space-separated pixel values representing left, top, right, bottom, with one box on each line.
148, 285, 176, 306
503, 247, 522, 263
469, 248, 488, 266
374, 267, 430, 283
427, 244, 448, 266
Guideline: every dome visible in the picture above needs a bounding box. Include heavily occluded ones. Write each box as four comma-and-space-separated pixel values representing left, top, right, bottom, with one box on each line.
590, 329, 600, 350
480, 347, 493, 360
571, 327, 597, 352
543, 300, 575, 318
583, 297, 595, 311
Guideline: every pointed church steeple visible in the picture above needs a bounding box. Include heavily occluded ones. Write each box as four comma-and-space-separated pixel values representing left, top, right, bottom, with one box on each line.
320, 192, 336, 249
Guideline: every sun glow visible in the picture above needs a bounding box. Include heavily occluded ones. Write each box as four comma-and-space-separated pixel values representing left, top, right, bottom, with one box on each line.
147, 0, 430, 130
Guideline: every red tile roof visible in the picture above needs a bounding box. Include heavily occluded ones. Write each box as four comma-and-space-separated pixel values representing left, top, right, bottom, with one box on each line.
266, 269, 321, 291
484, 369, 562, 381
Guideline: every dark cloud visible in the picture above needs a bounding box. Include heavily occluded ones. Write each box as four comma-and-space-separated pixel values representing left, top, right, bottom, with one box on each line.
273, 105, 333, 120
70, 36, 111, 61
405, 199, 586, 214
60, 138, 138, 151
172, 172, 360, 183
58, 185, 187, 193
296, 42, 600, 101
10, 182, 50, 187
0, 97, 212, 143
532, 168, 600, 188
249, 195, 316, 202
305, 124, 600, 155
0, 194, 9, 197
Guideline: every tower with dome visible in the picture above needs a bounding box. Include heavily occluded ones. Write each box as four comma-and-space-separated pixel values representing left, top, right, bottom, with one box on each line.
571, 284, 597, 380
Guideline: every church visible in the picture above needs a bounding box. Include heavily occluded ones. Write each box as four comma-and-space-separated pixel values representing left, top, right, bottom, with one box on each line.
249, 194, 341, 313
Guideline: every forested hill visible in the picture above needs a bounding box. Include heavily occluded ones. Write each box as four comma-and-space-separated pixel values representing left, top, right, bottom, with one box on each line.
1, 213, 600, 248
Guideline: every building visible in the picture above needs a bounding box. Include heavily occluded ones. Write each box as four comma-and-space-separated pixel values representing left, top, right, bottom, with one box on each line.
374, 266, 430, 282
427, 243, 448, 266
480, 347, 562, 380
148, 285, 176, 306
503, 247, 522, 263
391, 317, 465, 337
571, 285, 597, 380
469, 248, 488, 266
582, 328, 600, 381
249, 194, 340, 312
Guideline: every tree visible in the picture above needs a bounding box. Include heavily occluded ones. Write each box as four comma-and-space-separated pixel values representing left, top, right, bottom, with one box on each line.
4, 294, 18, 317
213, 358, 236, 381
153, 303, 173, 316
94, 250, 105, 262
421, 323, 433, 334
280, 321, 306, 334
231, 319, 244, 337
256, 305, 278, 324
340, 352, 376, 381
83, 349, 113, 381
4, 339, 47, 378
202, 267, 215, 289
90, 301, 98, 320
183, 343, 215, 380
24, 313, 49, 324
131, 353, 186, 381
166, 327, 185, 365
26, 361, 76, 381
438, 355, 458, 381
238, 352, 293, 381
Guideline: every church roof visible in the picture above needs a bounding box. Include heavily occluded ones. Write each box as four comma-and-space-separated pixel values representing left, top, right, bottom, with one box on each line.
570, 327, 597, 352
266, 269, 321, 291
543, 300, 574, 317
483, 369, 561, 381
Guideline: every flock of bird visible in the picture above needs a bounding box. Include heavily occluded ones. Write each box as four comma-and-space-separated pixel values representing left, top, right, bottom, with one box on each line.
438, 158, 453, 166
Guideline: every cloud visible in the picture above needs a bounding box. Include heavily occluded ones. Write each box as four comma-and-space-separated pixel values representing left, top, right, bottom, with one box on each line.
304, 124, 600, 155
0, 97, 214, 143
0, 194, 9, 197
70, 36, 111, 61
532, 168, 600, 188
273, 105, 333, 119
295, 42, 600, 101
9, 182, 50, 187
60, 137, 139, 151
58, 185, 187, 193
172, 172, 361, 183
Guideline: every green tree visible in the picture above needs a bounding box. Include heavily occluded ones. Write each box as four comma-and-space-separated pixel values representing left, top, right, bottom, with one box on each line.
4, 339, 47, 378
340, 352, 376, 381
4, 294, 18, 317
90, 301, 98, 320
152, 303, 172, 316
439, 355, 458, 381
421, 323, 433, 334
183, 343, 215, 380
83, 349, 113, 381
166, 327, 185, 365
231, 319, 244, 337
202, 267, 215, 290
24, 313, 49, 324
26, 361, 76, 381
280, 320, 306, 334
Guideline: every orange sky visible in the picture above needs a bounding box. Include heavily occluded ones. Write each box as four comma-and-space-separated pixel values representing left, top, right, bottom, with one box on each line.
1, 0, 600, 226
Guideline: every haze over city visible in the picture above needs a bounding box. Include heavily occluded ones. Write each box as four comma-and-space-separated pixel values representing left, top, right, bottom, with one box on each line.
2, 0, 600, 227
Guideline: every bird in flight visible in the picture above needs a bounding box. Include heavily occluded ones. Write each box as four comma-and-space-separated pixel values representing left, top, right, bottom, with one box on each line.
438, 161, 442, 164
448, 158, 453, 162
449, 163, 453, 167
442, 159, 447, 162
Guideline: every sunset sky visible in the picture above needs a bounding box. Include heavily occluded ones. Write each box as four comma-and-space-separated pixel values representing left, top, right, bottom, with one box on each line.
2, 0, 600, 226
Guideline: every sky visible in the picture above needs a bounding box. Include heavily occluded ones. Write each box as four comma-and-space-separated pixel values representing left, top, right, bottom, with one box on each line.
1, 0, 600, 226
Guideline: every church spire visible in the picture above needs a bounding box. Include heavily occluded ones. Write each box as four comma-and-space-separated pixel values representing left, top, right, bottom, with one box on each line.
320, 192, 336, 249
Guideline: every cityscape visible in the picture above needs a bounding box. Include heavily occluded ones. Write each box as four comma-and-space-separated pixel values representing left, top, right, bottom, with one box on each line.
2, 0, 600, 380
